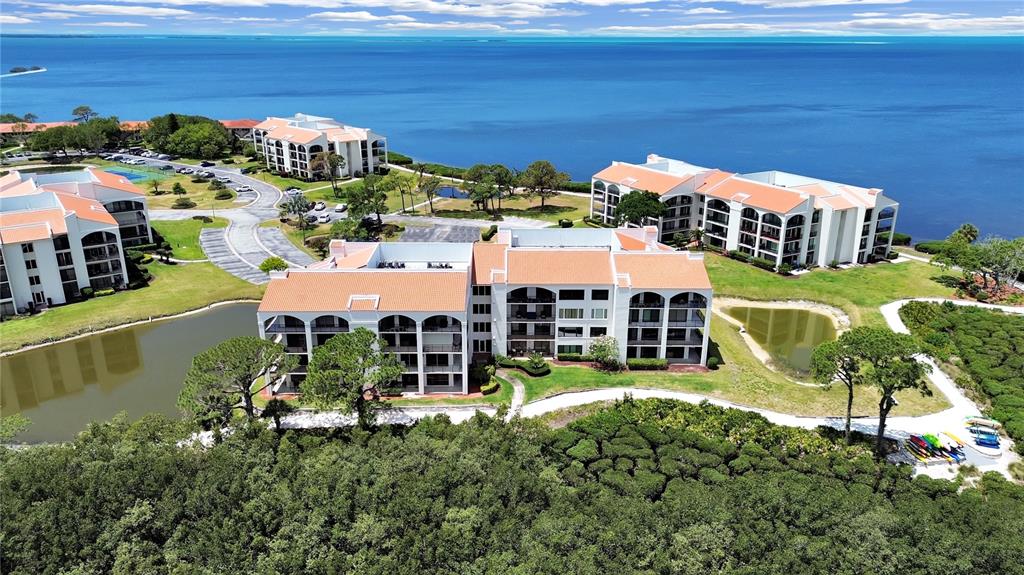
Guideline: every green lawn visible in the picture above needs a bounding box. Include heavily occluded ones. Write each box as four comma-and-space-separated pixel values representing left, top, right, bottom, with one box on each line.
705, 253, 953, 327
0, 262, 264, 352
151, 217, 228, 260
254, 375, 514, 409
511, 317, 950, 418
430, 192, 590, 224
145, 173, 238, 210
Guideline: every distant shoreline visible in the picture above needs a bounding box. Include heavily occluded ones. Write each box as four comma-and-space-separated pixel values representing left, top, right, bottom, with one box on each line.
1, 67, 47, 79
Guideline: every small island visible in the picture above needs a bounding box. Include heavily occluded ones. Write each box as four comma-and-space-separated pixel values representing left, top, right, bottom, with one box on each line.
3, 66, 46, 78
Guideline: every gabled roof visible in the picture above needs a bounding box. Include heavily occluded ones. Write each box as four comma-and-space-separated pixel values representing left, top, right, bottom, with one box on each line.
0, 179, 39, 198
264, 126, 323, 145
704, 176, 807, 214
88, 168, 143, 195
0, 208, 67, 245
259, 270, 469, 313
55, 192, 117, 225
471, 241, 509, 285
613, 252, 711, 290
220, 119, 260, 129
593, 163, 693, 196
506, 249, 613, 285
254, 118, 290, 131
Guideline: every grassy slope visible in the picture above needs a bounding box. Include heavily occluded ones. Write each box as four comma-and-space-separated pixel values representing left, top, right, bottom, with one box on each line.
704, 253, 953, 327
515, 316, 949, 417
144, 173, 238, 210
430, 193, 590, 224
151, 217, 228, 260
0, 262, 263, 352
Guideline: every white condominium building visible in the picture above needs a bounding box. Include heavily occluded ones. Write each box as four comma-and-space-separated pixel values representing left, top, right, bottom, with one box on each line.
257, 227, 712, 396
252, 113, 387, 180
0, 168, 151, 317
591, 154, 900, 268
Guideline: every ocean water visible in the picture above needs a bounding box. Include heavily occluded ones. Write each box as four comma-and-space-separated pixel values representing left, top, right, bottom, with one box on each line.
1, 36, 1022, 240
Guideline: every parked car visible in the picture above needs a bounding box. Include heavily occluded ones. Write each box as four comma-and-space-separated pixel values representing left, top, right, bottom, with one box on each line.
181, 168, 195, 174
216, 176, 231, 183
160, 165, 174, 171
334, 203, 347, 213
317, 214, 331, 224
314, 201, 326, 211
200, 161, 215, 167
285, 187, 301, 194
304, 214, 318, 223
157, 154, 170, 160
236, 185, 253, 193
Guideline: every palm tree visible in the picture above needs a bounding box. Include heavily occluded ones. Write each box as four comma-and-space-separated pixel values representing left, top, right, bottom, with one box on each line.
688, 228, 705, 250
311, 151, 344, 198
149, 179, 161, 195
954, 223, 979, 244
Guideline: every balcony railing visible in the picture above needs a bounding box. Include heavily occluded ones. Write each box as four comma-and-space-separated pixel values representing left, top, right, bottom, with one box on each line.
629, 301, 663, 309
509, 315, 554, 323
284, 346, 307, 354
265, 324, 306, 334
666, 337, 703, 346
310, 324, 349, 333
423, 343, 462, 353
668, 319, 704, 328
384, 345, 418, 353
379, 325, 416, 333
507, 332, 555, 340
422, 325, 461, 333
628, 320, 663, 328
424, 364, 459, 373
627, 339, 662, 346
669, 301, 706, 309
507, 296, 556, 304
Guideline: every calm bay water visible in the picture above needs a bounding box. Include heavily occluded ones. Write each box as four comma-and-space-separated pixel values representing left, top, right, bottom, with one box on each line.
0, 36, 1021, 240
0, 304, 257, 443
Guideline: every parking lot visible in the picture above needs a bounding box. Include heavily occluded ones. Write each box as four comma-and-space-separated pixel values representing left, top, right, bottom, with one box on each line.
399, 224, 481, 243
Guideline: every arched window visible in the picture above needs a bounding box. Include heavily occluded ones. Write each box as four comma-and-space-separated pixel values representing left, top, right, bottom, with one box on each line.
422, 315, 462, 332
593, 181, 606, 192
81, 231, 118, 247
311, 315, 349, 332
742, 207, 758, 220
309, 144, 324, 155
877, 206, 896, 220
669, 292, 707, 309
607, 184, 621, 196
707, 199, 730, 213
786, 215, 805, 228
761, 213, 782, 227
378, 315, 416, 333
630, 292, 665, 308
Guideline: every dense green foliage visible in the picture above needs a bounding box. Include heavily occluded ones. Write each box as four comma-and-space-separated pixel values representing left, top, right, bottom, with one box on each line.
614, 189, 666, 226
497, 355, 552, 376
4, 400, 1024, 574
27, 117, 130, 153
901, 301, 1024, 451
144, 113, 231, 159
626, 358, 669, 370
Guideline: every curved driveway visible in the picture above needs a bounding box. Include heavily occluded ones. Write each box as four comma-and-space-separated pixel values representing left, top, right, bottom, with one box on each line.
137, 156, 315, 283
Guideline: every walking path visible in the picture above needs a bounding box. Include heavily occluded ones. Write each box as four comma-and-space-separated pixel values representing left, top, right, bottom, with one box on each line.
271, 297, 1021, 478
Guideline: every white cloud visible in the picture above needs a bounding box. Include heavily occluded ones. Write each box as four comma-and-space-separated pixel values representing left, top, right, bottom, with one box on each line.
688, 0, 911, 8
852, 11, 886, 17
22, 3, 193, 17
308, 10, 415, 21
507, 19, 529, 24
503, 27, 570, 33
684, 7, 730, 14
67, 20, 148, 26
26, 11, 80, 19
0, 15, 35, 24
841, 13, 1024, 32
379, 20, 506, 31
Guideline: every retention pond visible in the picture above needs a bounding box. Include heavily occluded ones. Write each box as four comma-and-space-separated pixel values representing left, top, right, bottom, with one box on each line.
725, 306, 837, 377
1, 303, 257, 443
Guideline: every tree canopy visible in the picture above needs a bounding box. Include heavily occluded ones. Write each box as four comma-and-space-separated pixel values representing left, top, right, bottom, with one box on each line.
520, 160, 569, 207
614, 189, 666, 226
4, 399, 1024, 574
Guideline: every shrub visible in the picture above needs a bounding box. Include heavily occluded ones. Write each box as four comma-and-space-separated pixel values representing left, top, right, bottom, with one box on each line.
891, 232, 912, 246
221, 158, 234, 164
95, 288, 115, 297
557, 353, 594, 362
707, 356, 720, 369
626, 358, 668, 371
728, 250, 750, 262
558, 218, 573, 228
560, 181, 593, 194
886, 251, 899, 260
481, 224, 498, 241
480, 379, 500, 395
126, 250, 145, 264
496, 356, 551, 377
589, 335, 622, 371
915, 240, 947, 254
172, 182, 186, 195
386, 151, 414, 165
172, 197, 196, 209
778, 263, 793, 276
259, 256, 288, 273
191, 215, 213, 223
208, 179, 226, 190
829, 259, 840, 269
214, 190, 233, 200
750, 257, 776, 271
191, 177, 209, 184
528, 352, 546, 369
80, 287, 94, 299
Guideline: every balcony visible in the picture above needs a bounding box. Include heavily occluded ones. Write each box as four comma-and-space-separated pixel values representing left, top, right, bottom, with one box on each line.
424, 364, 459, 373
422, 325, 460, 333
423, 343, 462, 353
379, 325, 416, 333
507, 332, 555, 340
310, 324, 348, 333
706, 213, 729, 225
668, 319, 704, 328
284, 346, 307, 354
628, 320, 663, 328
666, 337, 703, 346
384, 345, 418, 353
265, 323, 306, 334
627, 339, 662, 346
507, 295, 556, 304
508, 314, 554, 323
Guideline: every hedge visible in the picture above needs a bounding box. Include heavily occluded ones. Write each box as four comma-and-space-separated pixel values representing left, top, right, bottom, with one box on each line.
81, 287, 94, 299
750, 257, 776, 271
915, 240, 947, 254
558, 219, 573, 228
497, 357, 551, 377
214, 190, 233, 200
891, 232, 912, 246
386, 151, 414, 165
95, 288, 115, 297
557, 353, 595, 362
561, 181, 592, 194
481, 224, 498, 241
480, 379, 500, 395
727, 250, 750, 262
627, 358, 668, 371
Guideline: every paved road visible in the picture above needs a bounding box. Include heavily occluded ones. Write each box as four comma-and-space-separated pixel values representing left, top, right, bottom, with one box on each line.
399, 224, 481, 243
125, 155, 317, 283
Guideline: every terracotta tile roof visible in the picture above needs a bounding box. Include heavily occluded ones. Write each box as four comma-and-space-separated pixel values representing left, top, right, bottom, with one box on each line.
55, 192, 117, 225
88, 168, 143, 195
264, 126, 322, 145
0, 121, 75, 134
220, 119, 260, 129
0, 208, 66, 245
506, 249, 613, 285
615, 230, 649, 251
259, 270, 468, 313
704, 177, 807, 214
472, 241, 508, 285
119, 121, 148, 131
594, 163, 692, 196
815, 195, 856, 211
254, 118, 290, 131
0, 172, 23, 191
0, 180, 39, 198
694, 170, 734, 194
323, 126, 369, 142
613, 253, 711, 290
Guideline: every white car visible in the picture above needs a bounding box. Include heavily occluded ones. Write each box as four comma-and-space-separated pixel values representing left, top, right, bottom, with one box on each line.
216, 176, 231, 183
313, 201, 326, 211
317, 214, 331, 224
334, 203, 347, 213
236, 185, 253, 193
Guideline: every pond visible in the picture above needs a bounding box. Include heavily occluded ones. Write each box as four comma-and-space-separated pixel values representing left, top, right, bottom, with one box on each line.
436, 185, 468, 199
0, 303, 258, 443
725, 306, 837, 376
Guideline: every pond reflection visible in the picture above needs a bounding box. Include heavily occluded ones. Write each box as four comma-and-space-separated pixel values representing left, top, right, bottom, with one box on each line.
725, 306, 836, 375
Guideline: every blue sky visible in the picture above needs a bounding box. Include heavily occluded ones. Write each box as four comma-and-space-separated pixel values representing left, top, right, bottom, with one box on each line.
1, 0, 1022, 35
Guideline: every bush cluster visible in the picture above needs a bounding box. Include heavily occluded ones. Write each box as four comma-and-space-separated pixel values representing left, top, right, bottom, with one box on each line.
626, 358, 669, 370
480, 380, 500, 395
892, 232, 912, 246
727, 249, 750, 262
558, 218, 573, 228
750, 257, 776, 271
94, 288, 115, 297
915, 240, 947, 254
481, 224, 498, 241
900, 301, 1024, 453
496, 355, 551, 377
557, 353, 594, 362
386, 151, 414, 165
